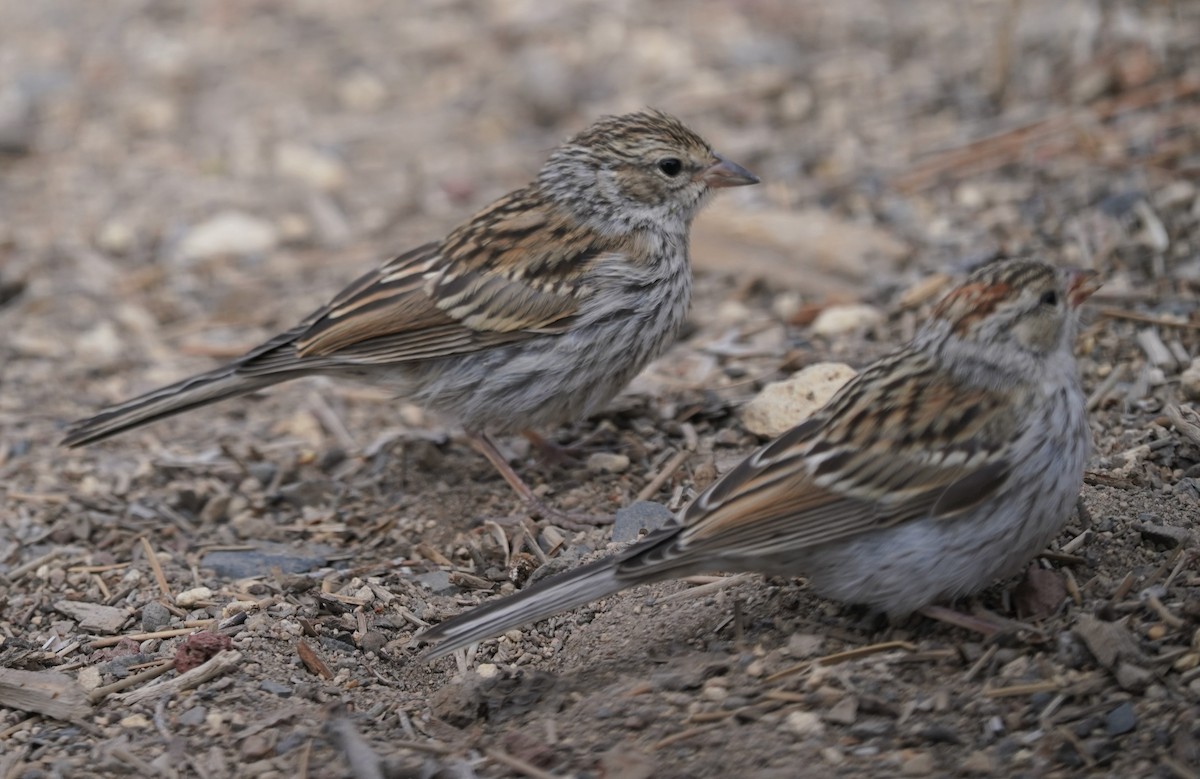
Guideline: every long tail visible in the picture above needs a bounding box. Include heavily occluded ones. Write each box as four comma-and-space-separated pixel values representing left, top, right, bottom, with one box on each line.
61, 367, 288, 447
421, 556, 630, 660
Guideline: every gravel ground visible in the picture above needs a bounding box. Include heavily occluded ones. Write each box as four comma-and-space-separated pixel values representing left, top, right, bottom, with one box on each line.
1, 2, 1199, 777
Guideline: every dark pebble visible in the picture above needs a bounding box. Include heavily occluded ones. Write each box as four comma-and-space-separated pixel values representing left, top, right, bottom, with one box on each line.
260, 679, 293, 697
1106, 702, 1137, 736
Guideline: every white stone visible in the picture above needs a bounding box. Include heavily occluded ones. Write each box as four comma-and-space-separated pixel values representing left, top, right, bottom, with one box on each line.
275, 142, 347, 191
785, 710, 825, 737
175, 586, 214, 607
587, 452, 630, 474
476, 663, 499, 679
811, 304, 885, 336
178, 212, 277, 262
742, 363, 857, 437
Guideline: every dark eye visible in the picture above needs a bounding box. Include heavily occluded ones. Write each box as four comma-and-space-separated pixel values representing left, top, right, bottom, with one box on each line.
657, 158, 683, 177
1040, 290, 1059, 307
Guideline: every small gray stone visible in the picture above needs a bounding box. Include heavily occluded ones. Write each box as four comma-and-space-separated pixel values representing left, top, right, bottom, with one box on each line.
611, 501, 674, 544
259, 679, 293, 697
1106, 702, 1137, 736
141, 601, 172, 632
415, 570, 454, 595
1115, 662, 1154, 693
178, 707, 207, 727
201, 545, 330, 579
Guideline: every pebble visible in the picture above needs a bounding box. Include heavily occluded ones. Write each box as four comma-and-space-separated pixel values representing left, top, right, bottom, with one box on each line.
960, 750, 994, 774
141, 601, 172, 632
1115, 661, 1154, 693
175, 587, 213, 608
275, 142, 347, 191
178, 707, 207, 727
1106, 702, 1137, 736
414, 570, 454, 594
825, 696, 858, 725
611, 501, 674, 544
811, 304, 884, 336
95, 221, 136, 255
201, 546, 330, 579
177, 211, 278, 263
586, 452, 630, 473
259, 680, 292, 697
899, 752, 935, 776
785, 710, 825, 738
1180, 358, 1200, 402
741, 362, 857, 436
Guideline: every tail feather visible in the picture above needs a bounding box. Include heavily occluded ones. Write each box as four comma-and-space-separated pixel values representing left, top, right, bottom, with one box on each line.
61, 368, 287, 447
421, 557, 628, 659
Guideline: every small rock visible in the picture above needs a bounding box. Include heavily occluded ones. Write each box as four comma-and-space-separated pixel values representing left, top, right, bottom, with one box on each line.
586, 452, 630, 474
178, 707, 207, 727
785, 710, 825, 738
76, 666, 102, 692
1074, 614, 1144, 669
201, 545, 329, 579
825, 696, 858, 725
0, 84, 36, 155
259, 679, 293, 697
359, 630, 387, 654
786, 633, 825, 658
177, 211, 278, 263
611, 501, 674, 544
900, 752, 935, 776
338, 70, 387, 111
960, 750, 993, 774
415, 570, 454, 595
598, 744, 656, 779
1180, 359, 1200, 402
849, 718, 896, 739
1115, 662, 1154, 693
275, 142, 347, 191
1106, 702, 1137, 736
476, 663, 499, 679
95, 221, 136, 255
175, 587, 213, 608
141, 601, 172, 632
54, 601, 130, 634
1014, 565, 1066, 619
811, 304, 884, 336
240, 734, 274, 761
119, 714, 151, 729
741, 362, 857, 436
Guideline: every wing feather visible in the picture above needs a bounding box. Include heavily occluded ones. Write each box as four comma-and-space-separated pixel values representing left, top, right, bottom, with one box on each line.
614, 355, 1025, 579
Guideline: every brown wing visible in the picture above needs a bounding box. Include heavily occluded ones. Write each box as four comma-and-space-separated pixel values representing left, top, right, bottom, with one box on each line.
615, 351, 1023, 578
254, 188, 624, 369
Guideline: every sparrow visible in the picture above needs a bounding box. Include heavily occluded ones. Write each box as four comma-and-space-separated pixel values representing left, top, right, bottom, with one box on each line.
62, 110, 759, 518
421, 259, 1100, 658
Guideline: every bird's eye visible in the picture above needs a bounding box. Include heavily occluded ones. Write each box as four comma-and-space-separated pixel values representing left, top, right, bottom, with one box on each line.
1040, 290, 1059, 307
657, 158, 683, 177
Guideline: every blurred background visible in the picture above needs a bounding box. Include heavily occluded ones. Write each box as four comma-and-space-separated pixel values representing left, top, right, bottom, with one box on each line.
1, 1, 1196, 394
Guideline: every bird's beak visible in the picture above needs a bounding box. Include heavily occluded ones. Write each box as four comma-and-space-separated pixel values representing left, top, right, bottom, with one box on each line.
700, 154, 759, 188
1066, 269, 1101, 308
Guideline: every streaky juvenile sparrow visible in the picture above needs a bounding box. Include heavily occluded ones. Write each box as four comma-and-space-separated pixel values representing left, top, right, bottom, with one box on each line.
421, 259, 1100, 658
62, 110, 758, 518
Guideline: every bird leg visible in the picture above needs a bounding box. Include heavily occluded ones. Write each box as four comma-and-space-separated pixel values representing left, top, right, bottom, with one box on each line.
465, 430, 614, 529
521, 429, 589, 466
918, 604, 1040, 639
